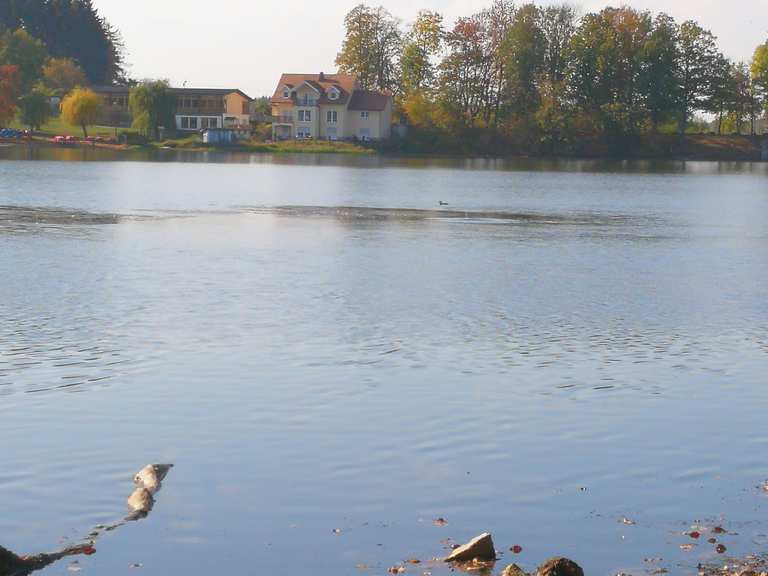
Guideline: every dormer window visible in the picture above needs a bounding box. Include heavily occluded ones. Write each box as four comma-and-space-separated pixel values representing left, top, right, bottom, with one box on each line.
328, 87, 339, 101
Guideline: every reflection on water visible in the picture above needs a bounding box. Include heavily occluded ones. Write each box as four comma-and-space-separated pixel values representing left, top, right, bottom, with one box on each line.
0, 152, 767, 576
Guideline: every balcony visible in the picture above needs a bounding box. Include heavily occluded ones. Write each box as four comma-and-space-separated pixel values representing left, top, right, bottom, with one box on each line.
272, 115, 294, 125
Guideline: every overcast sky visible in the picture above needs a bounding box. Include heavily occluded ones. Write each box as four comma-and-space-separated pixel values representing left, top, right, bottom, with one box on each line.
95, 0, 767, 98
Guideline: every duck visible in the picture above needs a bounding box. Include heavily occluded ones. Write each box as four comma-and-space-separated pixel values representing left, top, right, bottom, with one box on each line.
133, 464, 173, 494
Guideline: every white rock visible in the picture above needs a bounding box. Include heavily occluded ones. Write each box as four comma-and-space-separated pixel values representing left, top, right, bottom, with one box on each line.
445, 532, 496, 562
127, 487, 154, 515
133, 464, 173, 493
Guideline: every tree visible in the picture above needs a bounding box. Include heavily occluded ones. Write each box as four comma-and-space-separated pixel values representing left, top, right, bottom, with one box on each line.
18, 88, 50, 130
676, 21, 719, 135
0, 0, 125, 84
539, 5, 576, 86
401, 91, 450, 130
436, 1, 514, 129
0, 28, 48, 92
399, 10, 443, 95
643, 14, 680, 131
438, 16, 495, 127
128, 80, 173, 140
0, 64, 20, 126
60, 87, 102, 137
503, 4, 546, 116
567, 7, 652, 136
482, 0, 516, 126
706, 54, 735, 134
336, 5, 401, 91
42, 57, 87, 96
725, 62, 753, 134
751, 41, 768, 113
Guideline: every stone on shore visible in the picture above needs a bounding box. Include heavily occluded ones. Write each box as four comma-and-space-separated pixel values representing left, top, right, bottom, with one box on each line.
444, 532, 496, 562
536, 557, 584, 576
502, 564, 528, 576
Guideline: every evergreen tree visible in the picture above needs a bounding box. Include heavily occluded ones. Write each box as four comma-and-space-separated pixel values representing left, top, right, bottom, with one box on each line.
0, 0, 125, 85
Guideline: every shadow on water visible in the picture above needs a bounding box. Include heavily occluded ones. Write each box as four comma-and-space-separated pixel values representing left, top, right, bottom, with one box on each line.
238, 204, 652, 227
0, 465, 172, 576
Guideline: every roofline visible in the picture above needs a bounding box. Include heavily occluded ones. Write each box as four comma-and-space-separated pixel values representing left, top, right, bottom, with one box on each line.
301, 81, 321, 94
92, 85, 252, 101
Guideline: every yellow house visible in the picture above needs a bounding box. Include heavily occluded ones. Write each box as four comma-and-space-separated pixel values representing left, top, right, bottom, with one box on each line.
271, 73, 393, 141
171, 88, 252, 132
93, 86, 252, 133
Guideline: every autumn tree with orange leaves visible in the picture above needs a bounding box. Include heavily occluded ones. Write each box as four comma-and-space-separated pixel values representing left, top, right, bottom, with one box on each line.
0, 65, 20, 127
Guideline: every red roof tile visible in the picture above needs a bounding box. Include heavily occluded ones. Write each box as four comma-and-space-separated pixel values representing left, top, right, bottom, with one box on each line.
271, 73, 358, 105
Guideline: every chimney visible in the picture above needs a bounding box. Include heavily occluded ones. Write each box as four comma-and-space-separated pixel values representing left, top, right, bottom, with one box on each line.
319, 72, 325, 81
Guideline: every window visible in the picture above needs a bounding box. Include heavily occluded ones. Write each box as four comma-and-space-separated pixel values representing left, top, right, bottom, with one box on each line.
181, 117, 190, 129
189, 117, 198, 129
328, 88, 339, 101
326, 110, 337, 123
209, 118, 218, 129
359, 128, 371, 141
242, 102, 250, 115
296, 127, 311, 138
298, 110, 312, 122
283, 87, 290, 98
360, 111, 369, 119
327, 127, 338, 141
202, 118, 209, 129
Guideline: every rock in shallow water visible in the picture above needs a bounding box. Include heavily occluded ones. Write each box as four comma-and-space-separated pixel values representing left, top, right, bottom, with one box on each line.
502, 564, 528, 576
444, 532, 496, 562
536, 557, 584, 576
133, 464, 173, 494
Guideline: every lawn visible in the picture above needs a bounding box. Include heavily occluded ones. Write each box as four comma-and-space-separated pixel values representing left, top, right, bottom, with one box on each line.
149, 136, 374, 154
10, 115, 130, 138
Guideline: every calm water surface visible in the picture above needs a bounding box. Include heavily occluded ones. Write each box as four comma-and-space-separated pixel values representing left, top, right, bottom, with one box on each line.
1, 148, 767, 575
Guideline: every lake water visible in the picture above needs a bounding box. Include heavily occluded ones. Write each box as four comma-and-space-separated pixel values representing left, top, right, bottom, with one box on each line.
1, 147, 767, 576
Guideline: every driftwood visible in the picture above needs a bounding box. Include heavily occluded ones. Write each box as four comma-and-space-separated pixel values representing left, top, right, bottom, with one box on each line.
0, 464, 173, 576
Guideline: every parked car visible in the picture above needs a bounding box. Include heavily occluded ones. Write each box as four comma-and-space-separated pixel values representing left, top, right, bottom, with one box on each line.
0, 128, 22, 139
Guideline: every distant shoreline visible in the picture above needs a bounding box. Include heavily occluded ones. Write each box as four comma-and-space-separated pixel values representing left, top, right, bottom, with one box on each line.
1, 134, 766, 163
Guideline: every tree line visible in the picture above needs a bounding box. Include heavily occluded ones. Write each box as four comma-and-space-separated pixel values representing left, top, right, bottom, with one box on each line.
0, 0, 124, 85
336, 2, 768, 153
0, 0, 124, 132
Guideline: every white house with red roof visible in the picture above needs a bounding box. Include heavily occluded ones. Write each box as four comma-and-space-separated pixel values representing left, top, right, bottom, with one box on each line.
271, 73, 393, 141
